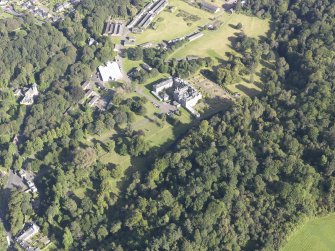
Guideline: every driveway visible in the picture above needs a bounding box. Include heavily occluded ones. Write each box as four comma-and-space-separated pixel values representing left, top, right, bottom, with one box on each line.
134, 86, 176, 114
5, 170, 27, 191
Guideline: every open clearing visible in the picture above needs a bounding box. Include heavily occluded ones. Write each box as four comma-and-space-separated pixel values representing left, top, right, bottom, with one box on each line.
134, 0, 214, 44
281, 214, 335, 251
169, 14, 270, 59
135, 0, 270, 61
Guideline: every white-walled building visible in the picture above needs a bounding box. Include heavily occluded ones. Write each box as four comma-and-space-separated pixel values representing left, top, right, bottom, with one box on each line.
152, 77, 202, 116
20, 83, 39, 105
98, 61, 123, 82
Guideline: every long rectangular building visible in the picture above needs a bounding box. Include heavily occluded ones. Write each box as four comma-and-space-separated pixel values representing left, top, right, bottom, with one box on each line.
137, 13, 152, 28
187, 32, 204, 41
151, 0, 167, 13
128, 0, 168, 31
127, 1, 155, 28
104, 21, 124, 36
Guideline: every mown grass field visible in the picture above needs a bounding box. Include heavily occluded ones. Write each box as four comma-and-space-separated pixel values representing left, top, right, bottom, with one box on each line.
169, 14, 270, 59
135, 0, 270, 61
281, 214, 335, 251
135, 0, 214, 44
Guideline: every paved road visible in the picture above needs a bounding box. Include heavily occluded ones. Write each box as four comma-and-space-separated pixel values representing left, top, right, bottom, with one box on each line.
134, 86, 176, 113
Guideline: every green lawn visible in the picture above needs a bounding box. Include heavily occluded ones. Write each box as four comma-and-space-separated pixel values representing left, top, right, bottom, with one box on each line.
281, 214, 335, 251
134, 0, 269, 61
124, 90, 192, 147
169, 14, 270, 60
135, 0, 214, 44
123, 58, 142, 72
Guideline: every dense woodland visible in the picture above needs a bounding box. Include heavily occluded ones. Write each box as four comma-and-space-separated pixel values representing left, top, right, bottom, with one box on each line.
1, 0, 335, 250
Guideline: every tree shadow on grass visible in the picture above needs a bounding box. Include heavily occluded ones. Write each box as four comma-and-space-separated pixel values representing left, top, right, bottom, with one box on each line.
242, 77, 250, 83
254, 81, 263, 90
200, 69, 217, 82
199, 96, 234, 119
115, 114, 196, 198
235, 84, 261, 97
260, 59, 275, 71
226, 32, 245, 52
91, 138, 110, 152
228, 24, 240, 29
